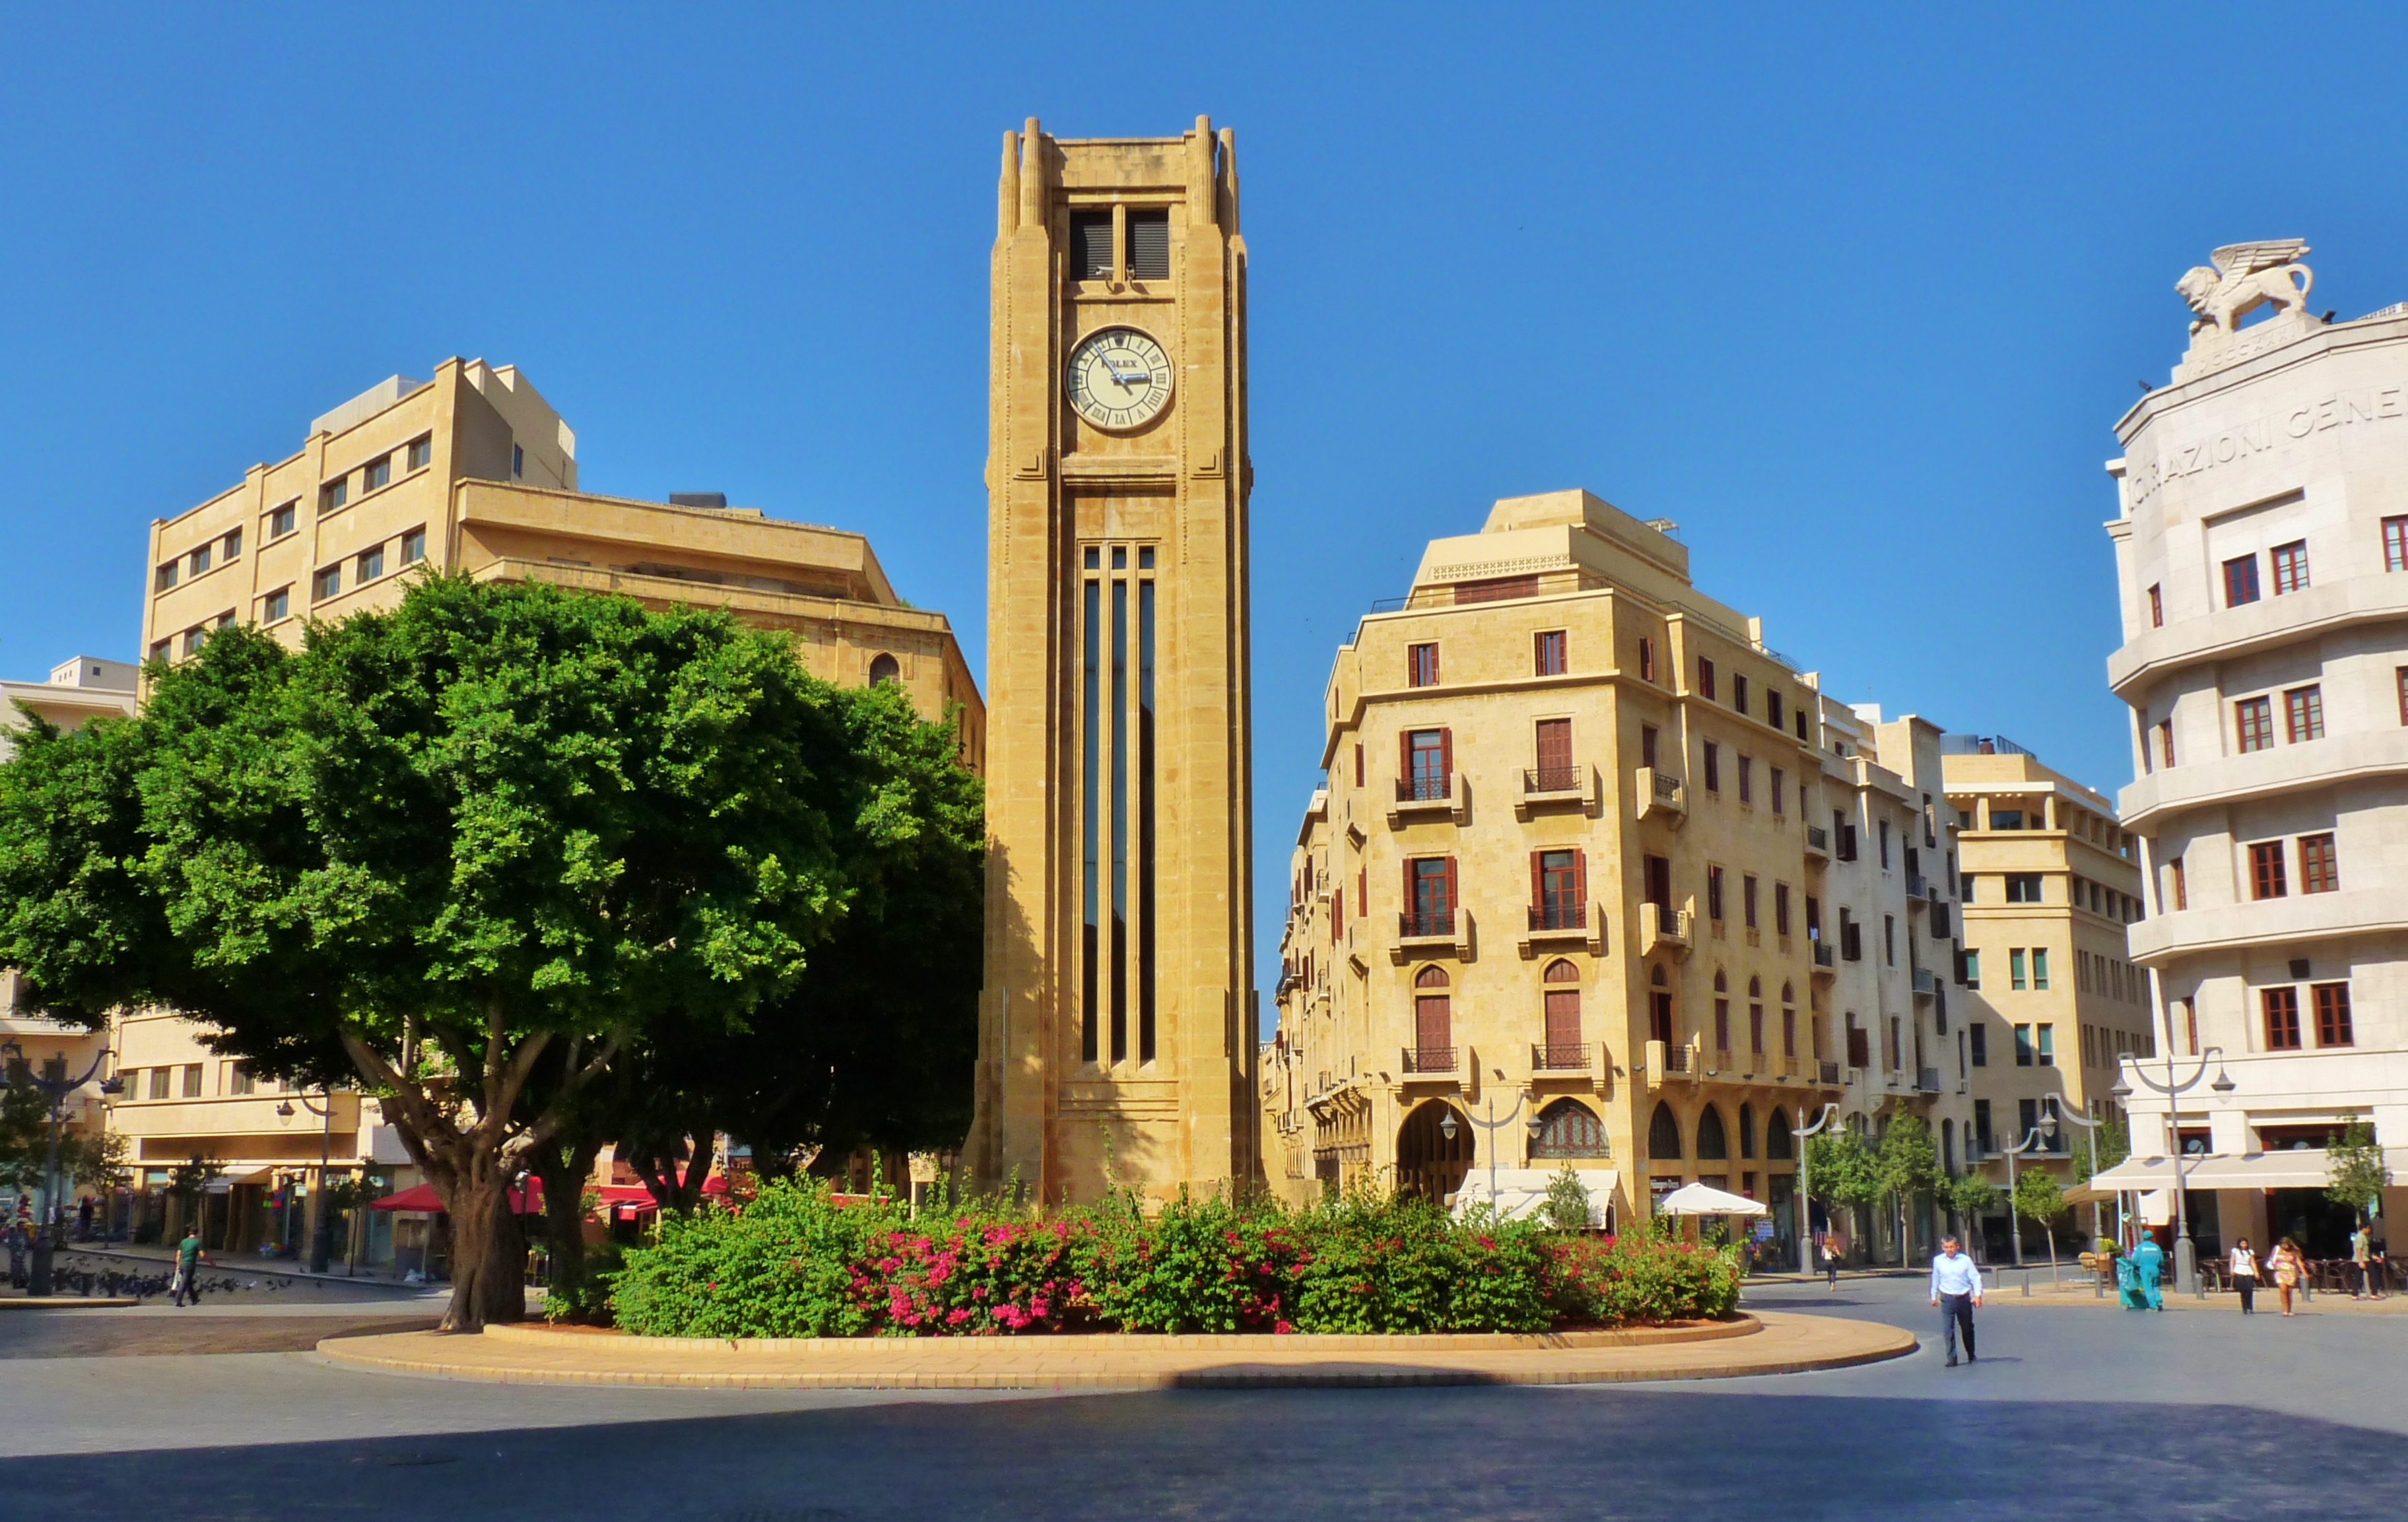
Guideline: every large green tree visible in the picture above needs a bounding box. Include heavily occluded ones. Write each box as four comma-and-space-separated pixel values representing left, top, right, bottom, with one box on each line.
0, 576, 982, 1330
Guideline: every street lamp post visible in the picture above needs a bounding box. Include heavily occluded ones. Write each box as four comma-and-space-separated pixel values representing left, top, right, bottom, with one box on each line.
2000, 1126, 2050, 1269
2110, 1046, 2233, 1298
1791, 1103, 1838, 1274
3, 1040, 119, 1298
2044, 1097, 2109, 1296
277, 1090, 339, 1275
1437, 1084, 1544, 1214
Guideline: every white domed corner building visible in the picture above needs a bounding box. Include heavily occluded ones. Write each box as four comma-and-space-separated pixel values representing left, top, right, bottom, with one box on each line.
2104, 240, 2408, 1263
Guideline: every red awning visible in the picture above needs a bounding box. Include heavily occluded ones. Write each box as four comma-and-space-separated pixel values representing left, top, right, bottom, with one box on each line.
370, 1179, 547, 1214
593, 1175, 728, 1217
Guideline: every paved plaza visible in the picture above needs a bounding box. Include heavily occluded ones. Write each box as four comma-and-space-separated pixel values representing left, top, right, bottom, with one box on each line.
0, 1274, 2400, 1520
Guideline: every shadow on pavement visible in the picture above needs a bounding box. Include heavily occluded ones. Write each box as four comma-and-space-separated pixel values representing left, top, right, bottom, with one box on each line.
0, 1317, 441, 1360
0, 1385, 2399, 1521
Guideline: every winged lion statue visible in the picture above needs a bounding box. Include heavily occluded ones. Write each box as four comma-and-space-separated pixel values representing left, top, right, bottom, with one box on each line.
2178, 242, 2314, 337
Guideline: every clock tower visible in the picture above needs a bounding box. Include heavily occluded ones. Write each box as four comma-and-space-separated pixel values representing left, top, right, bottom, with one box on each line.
966, 117, 1256, 1203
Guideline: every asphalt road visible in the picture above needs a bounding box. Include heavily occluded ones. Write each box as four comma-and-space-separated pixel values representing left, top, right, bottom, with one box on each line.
0, 1274, 2399, 1521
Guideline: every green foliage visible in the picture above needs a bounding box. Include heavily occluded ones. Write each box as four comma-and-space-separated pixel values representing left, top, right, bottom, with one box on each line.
2066, 1111, 2131, 1187
2325, 1119, 2390, 1222
1945, 1173, 2001, 1220
1541, 1164, 1594, 1233
543, 1242, 624, 1325
0, 575, 984, 1329
607, 1177, 1738, 1339
2011, 1167, 2068, 1227
165, 1156, 222, 1207
1876, 1113, 1941, 1202
1804, 1130, 1883, 1208
61, 1129, 130, 1194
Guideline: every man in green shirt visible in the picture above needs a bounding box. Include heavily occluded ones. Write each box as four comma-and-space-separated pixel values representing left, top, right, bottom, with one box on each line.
170, 1230, 213, 1307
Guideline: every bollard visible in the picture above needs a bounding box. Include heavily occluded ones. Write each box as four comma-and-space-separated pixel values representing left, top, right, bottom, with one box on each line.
2021, 1271, 2031, 1297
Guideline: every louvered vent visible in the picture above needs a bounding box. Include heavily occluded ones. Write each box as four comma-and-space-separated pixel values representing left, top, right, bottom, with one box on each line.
1128, 210, 1170, 280
1069, 213, 1114, 280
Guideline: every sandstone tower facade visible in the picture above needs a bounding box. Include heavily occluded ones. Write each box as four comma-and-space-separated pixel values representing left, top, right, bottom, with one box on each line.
966, 117, 1256, 1201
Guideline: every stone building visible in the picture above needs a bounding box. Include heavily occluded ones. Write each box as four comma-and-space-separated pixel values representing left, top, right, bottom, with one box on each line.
2103, 240, 2408, 1259
966, 117, 1256, 1205
1941, 736, 2149, 1262
112, 364, 983, 1262
1260, 490, 1973, 1265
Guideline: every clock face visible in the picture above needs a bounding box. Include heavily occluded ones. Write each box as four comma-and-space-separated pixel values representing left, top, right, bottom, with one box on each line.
1065, 327, 1173, 432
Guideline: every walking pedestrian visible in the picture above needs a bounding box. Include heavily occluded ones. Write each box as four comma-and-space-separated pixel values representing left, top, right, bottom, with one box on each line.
2129, 1233, 2166, 1311
2230, 1238, 2258, 1314
3, 1209, 26, 1289
75, 1197, 94, 1241
1929, 1234, 1983, 1366
2270, 1237, 2304, 1317
1821, 1228, 1846, 1292
170, 1229, 213, 1307
2351, 1222, 2381, 1299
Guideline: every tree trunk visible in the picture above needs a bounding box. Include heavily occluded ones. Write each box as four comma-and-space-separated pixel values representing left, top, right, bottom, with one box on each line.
531, 1137, 601, 1318
440, 1172, 527, 1331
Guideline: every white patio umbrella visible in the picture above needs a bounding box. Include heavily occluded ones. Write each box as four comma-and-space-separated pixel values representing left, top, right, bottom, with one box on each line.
1657, 1182, 1769, 1216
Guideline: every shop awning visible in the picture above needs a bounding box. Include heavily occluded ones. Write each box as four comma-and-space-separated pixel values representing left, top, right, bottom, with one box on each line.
370, 1178, 546, 1214
205, 1167, 275, 1195
1452, 1168, 1617, 1226
2087, 1150, 2407, 1192
1657, 1181, 1770, 1216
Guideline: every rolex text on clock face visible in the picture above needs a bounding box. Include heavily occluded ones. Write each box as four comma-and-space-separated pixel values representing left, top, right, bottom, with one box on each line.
1065, 327, 1173, 432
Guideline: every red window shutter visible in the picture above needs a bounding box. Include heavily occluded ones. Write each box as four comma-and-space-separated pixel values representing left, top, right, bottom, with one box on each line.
1529, 850, 1543, 909
1398, 729, 1411, 782
1357, 869, 1366, 916
1402, 858, 1415, 910
1574, 851, 1587, 905
1439, 727, 1453, 778
1444, 855, 1458, 914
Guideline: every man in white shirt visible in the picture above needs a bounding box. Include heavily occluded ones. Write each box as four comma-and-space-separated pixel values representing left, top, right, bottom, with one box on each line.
1929, 1235, 1984, 1366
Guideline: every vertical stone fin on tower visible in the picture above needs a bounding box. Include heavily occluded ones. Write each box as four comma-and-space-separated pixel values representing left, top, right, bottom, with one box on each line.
1187, 116, 1217, 227
997, 130, 1020, 239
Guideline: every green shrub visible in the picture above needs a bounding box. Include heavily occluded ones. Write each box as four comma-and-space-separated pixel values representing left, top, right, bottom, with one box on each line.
608, 1176, 1741, 1338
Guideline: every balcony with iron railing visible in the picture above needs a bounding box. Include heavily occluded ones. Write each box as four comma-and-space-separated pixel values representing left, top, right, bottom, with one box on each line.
1531, 1042, 1593, 1073
1523, 766, 1582, 796
1516, 763, 1595, 820
1397, 909, 1457, 941
1401, 1045, 1457, 1076
1912, 967, 1937, 997
1644, 1038, 1695, 1081
1526, 901, 1588, 934
1640, 902, 1692, 959
1636, 767, 1686, 826
1816, 1060, 1843, 1086
1810, 941, 1836, 976
1917, 1066, 1941, 1094
1387, 772, 1465, 828
1804, 824, 1830, 859
1906, 873, 1929, 902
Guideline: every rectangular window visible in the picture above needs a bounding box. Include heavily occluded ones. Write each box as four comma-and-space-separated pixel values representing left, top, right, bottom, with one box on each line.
1698, 657, 1716, 700
407, 436, 432, 471
1638, 636, 1656, 682
2298, 832, 2339, 894
1737, 756, 1753, 805
1127, 208, 1170, 280
1732, 673, 1749, 715
2168, 855, 2187, 911
148, 639, 170, 662
2032, 947, 2050, 990
1770, 766, 1785, 814
263, 587, 289, 622
401, 527, 426, 565
1974, 1098, 1993, 1153
321, 477, 348, 514
2010, 949, 2028, 991
2399, 667, 2408, 726
1883, 914, 1894, 966
1354, 743, 1364, 787
228, 1063, 254, 1096
2005, 873, 2042, 904
1702, 742, 1720, 793
2313, 982, 2353, 1047
1409, 856, 1456, 929
2158, 719, 2175, 768
1707, 863, 1725, 922
363, 456, 391, 492
2036, 1024, 2054, 1067
181, 1063, 203, 1098
269, 502, 296, 539
512, 443, 524, 479
2386, 515, 2408, 572
1533, 630, 1566, 677
2248, 840, 2288, 900
1774, 882, 1791, 936
223, 528, 242, 561
358, 546, 384, 582
1640, 724, 1658, 770
2285, 684, 2324, 742
2261, 986, 2301, 1049
2270, 539, 2309, 595
1069, 211, 1114, 279
181, 626, 204, 657
1963, 949, 1980, 990
1767, 691, 1784, 730
2013, 1022, 2033, 1065
1537, 849, 1580, 925
1407, 642, 1438, 688
191, 543, 213, 578
154, 560, 178, 591
2236, 696, 2274, 753
1879, 819, 1891, 868
2223, 553, 2259, 607
146, 1067, 170, 1100
1970, 1024, 1987, 1065
2149, 583, 2164, 627
1406, 728, 1448, 797
1743, 874, 1759, 929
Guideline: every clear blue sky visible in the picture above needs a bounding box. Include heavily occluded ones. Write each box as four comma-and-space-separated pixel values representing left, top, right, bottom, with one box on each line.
7, 5, 2405, 1016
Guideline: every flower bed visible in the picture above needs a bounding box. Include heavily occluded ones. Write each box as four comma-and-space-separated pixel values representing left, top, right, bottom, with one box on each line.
605, 1179, 1740, 1339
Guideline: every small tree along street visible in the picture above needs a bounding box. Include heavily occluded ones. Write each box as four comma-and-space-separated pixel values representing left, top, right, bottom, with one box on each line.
0, 576, 982, 1331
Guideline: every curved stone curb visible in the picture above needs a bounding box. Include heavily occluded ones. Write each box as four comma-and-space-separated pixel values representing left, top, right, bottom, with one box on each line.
316, 1311, 1913, 1389
0, 1296, 140, 1310
477, 1317, 1759, 1355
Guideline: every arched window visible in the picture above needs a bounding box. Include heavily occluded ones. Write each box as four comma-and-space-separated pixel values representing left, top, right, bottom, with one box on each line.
1541, 959, 1580, 1059
1781, 981, 1794, 1004
1413, 966, 1450, 1067
1767, 1108, 1795, 1159
1780, 981, 1799, 1058
1696, 1106, 1730, 1160
1531, 1098, 1609, 1160
1941, 1117, 1956, 1174
1747, 975, 1762, 997
1739, 1102, 1757, 1159
1397, 1100, 1474, 1201
1648, 1101, 1683, 1159
867, 652, 901, 687
1713, 970, 1727, 992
